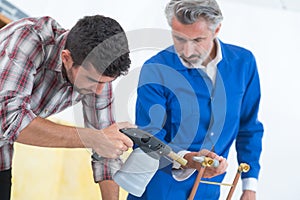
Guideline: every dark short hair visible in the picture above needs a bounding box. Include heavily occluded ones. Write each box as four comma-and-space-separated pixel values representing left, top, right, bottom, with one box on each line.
65, 15, 131, 77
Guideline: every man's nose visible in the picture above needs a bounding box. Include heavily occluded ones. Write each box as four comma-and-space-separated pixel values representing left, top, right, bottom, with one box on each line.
183, 41, 196, 58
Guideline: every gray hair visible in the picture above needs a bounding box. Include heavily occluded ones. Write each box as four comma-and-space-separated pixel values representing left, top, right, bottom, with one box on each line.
165, 0, 223, 31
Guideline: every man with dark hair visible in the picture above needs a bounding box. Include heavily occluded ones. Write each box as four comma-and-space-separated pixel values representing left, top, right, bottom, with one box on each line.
0, 15, 134, 200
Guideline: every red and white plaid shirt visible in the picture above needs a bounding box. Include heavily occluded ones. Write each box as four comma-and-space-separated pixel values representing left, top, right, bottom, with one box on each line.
0, 16, 120, 181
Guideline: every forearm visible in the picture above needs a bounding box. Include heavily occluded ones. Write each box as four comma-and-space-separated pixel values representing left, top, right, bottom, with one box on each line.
16, 117, 134, 158
99, 180, 119, 200
16, 117, 90, 148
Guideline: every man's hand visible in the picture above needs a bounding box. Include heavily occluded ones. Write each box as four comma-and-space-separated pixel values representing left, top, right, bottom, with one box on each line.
183, 149, 228, 178
80, 122, 136, 158
240, 190, 256, 200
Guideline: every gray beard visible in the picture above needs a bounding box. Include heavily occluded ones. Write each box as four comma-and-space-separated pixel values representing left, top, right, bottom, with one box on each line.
180, 57, 204, 68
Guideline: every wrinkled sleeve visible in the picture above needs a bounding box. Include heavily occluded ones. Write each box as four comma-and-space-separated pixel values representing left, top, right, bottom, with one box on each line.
82, 82, 122, 182
0, 28, 42, 145
135, 63, 169, 144
236, 53, 264, 182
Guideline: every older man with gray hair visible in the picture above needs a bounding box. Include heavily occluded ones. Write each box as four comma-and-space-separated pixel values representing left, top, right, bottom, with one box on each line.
130, 0, 263, 199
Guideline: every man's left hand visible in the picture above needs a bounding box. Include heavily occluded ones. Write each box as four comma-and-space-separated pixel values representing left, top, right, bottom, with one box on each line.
183, 149, 228, 178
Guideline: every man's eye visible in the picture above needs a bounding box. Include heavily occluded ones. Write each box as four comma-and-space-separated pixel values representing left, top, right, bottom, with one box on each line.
194, 39, 203, 43
174, 36, 185, 42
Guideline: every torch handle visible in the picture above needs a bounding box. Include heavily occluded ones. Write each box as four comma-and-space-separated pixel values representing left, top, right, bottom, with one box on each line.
167, 151, 188, 166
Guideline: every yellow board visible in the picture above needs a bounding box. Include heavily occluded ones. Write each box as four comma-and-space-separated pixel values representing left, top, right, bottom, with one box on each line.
12, 144, 101, 200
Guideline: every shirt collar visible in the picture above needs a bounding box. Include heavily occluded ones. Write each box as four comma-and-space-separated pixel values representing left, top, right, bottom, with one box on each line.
51, 31, 69, 72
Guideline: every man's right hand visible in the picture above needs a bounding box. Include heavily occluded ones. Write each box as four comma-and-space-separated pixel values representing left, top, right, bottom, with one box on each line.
81, 122, 136, 158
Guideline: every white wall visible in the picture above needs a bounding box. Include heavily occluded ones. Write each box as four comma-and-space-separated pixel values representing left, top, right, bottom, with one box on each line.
8, 0, 300, 199
218, 2, 300, 199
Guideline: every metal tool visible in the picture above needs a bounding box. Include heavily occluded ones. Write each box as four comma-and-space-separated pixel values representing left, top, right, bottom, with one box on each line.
120, 128, 187, 166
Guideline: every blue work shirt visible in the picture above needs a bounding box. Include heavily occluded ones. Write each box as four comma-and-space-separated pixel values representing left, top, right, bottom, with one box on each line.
129, 40, 264, 200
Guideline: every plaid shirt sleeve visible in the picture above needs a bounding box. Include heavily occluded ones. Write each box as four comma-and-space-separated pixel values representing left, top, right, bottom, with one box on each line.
0, 23, 43, 144
82, 82, 123, 182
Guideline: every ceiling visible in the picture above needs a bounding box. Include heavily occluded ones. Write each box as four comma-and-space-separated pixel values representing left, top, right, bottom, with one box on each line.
226, 0, 300, 12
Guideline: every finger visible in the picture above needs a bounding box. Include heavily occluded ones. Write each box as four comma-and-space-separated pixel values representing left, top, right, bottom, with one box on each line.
119, 132, 134, 148
218, 157, 228, 171
198, 149, 218, 159
206, 152, 219, 159
117, 149, 123, 156
198, 149, 211, 155
121, 144, 129, 152
210, 163, 226, 175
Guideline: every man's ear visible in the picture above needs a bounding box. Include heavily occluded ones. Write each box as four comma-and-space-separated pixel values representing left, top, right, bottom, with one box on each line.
214, 23, 222, 38
61, 49, 73, 70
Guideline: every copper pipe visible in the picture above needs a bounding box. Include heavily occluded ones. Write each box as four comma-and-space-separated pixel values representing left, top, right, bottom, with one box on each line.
188, 157, 218, 200
188, 166, 206, 200
226, 163, 250, 200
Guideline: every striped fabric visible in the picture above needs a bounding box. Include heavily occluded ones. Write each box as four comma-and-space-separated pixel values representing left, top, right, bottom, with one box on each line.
0, 16, 120, 181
